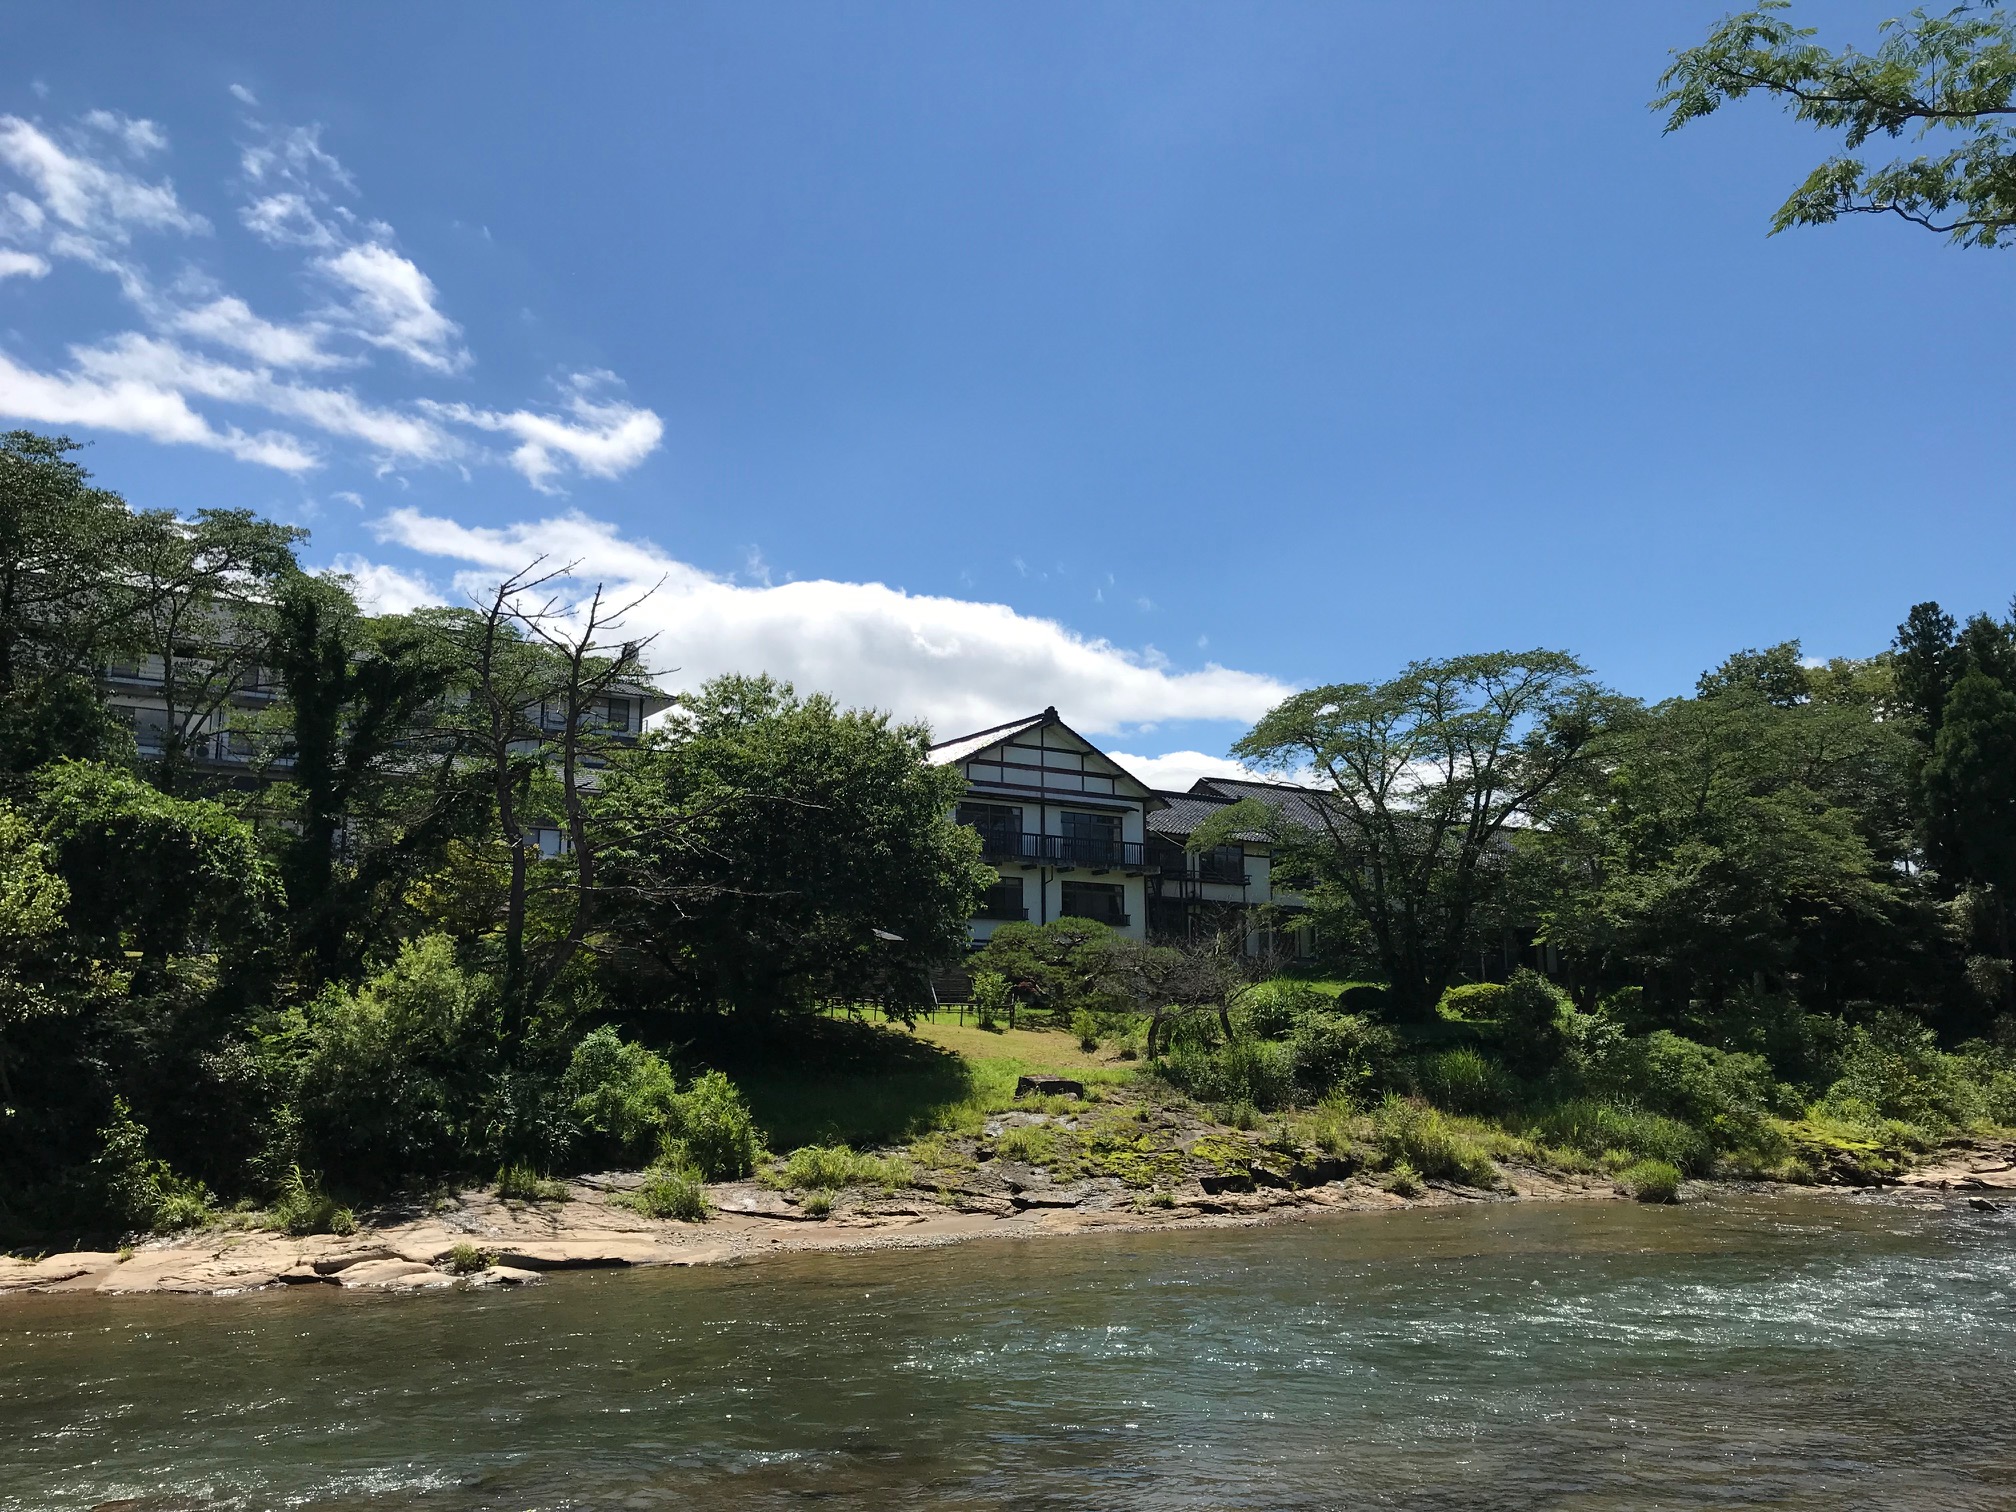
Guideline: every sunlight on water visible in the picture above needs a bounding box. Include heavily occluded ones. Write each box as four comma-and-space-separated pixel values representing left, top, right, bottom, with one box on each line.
2, 1193, 2013, 1510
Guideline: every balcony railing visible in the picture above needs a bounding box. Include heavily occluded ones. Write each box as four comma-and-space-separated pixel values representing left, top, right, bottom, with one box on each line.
970, 830, 1153, 871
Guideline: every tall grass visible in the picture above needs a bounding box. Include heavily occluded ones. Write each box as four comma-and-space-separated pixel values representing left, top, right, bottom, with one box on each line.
1370, 1096, 1498, 1188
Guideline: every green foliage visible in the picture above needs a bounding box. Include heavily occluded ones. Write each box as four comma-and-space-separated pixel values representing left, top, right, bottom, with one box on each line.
1623, 1158, 1683, 1204
443, 1242, 496, 1275
273, 934, 497, 1183
1288, 1012, 1395, 1098
1232, 652, 1619, 1018
1381, 1159, 1423, 1197
1370, 1096, 1498, 1188
1437, 982, 1507, 1021
970, 970, 1012, 1030
597, 674, 990, 1016
268, 1165, 355, 1237
92, 1097, 214, 1234
1528, 1100, 1712, 1175
1821, 1011, 1986, 1134
496, 1163, 569, 1202
1657, 2, 2016, 249
561, 1026, 680, 1162
628, 1160, 710, 1221
800, 1190, 834, 1218
1496, 969, 1572, 1077
771, 1143, 911, 1191
1159, 1036, 1298, 1112
1072, 1009, 1100, 1052
675, 1070, 763, 1180
1238, 979, 1329, 1039
1414, 1046, 1514, 1115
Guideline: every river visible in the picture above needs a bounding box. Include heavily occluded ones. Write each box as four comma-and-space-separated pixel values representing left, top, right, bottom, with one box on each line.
1, 1192, 2012, 1510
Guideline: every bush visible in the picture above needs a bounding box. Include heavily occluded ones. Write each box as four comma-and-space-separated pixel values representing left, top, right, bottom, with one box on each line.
971, 970, 1012, 1031
1623, 1158, 1682, 1203
1497, 969, 1571, 1076
269, 1164, 355, 1237
1371, 1096, 1497, 1188
1638, 1031, 1784, 1148
1822, 1011, 1982, 1134
93, 1097, 214, 1234
496, 1164, 569, 1202
1382, 1159, 1423, 1197
1414, 1046, 1514, 1114
1160, 1037, 1298, 1111
1336, 982, 1390, 1016
280, 934, 495, 1183
1240, 980, 1330, 1039
630, 1161, 709, 1221
800, 1190, 834, 1218
1529, 1099, 1712, 1174
675, 1070, 763, 1180
1438, 982, 1508, 1021
1289, 1012, 1396, 1098
444, 1242, 497, 1274
773, 1143, 910, 1191
1073, 1009, 1100, 1053
562, 1027, 679, 1162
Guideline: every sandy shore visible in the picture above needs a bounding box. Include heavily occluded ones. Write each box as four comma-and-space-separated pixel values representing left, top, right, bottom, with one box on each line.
4, 1139, 2011, 1299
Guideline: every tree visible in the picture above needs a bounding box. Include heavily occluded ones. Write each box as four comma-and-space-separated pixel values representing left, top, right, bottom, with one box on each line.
1894, 601, 1963, 738
266, 576, 475, 985
598, 675, 989, 1017
1922, 669, 2016, 899
1220, 652, 1620, 1020
1657, 2, 2016, 248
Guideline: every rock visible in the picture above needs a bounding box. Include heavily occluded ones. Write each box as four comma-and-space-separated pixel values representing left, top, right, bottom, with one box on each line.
1967, 1196, 2001, 1212
334, 1258, 447, 1289
276, 1263, 331, 1285
1197, 1170, 1256, 1196
0, 1252, 116, 1291
713, 1188, 821, 1220
1291, 1155, 1356, 1186
1009, 1183, 1093, 1210
490, 1239, 662, 1269
465, 1265, 543, 1287
1015, 1075, 1084, 1100
312, 1246, 401, 1276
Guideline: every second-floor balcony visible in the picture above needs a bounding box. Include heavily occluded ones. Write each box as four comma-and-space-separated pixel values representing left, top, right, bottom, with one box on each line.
971, 829, 1154, 873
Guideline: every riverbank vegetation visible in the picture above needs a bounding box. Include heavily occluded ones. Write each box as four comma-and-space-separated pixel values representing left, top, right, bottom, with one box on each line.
4, 428, 2016, 1246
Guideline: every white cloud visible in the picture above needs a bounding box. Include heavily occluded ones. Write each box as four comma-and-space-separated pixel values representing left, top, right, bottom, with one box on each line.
168, 294, 346, 369
229, 84, 260, 107
324, 552, 442, 614
0, 345, 315, 470
318, 242, 467, 373
367, 507, 1292, 736
0, 105, 662, 490
81, 110, 168, 157
1106, 750, 1262, 791
423, 375, 662, 490
0, 115, 205, 244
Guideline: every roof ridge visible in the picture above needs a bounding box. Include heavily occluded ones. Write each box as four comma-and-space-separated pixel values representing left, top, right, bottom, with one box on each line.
926, 710, 1050, 750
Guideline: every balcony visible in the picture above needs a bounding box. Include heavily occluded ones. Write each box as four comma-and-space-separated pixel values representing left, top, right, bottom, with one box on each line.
971, 830, 1154, 873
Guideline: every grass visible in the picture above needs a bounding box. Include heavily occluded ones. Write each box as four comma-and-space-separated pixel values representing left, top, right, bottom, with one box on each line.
1623, 1158, 1683, 1203
496, 1164, 570, 1203
626, 1164, 710, 1221
268, 1166, 355, 1237
443, 1242, 497, 1274
800, 1190, 834, 1218
766, 1143, 912, 1192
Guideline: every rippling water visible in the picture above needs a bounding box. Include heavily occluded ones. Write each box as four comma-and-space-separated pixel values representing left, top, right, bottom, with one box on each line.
2, 1192, 2014, 1510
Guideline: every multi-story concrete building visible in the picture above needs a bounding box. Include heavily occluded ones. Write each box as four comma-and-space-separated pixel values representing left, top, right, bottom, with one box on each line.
930, 708, 1325, 957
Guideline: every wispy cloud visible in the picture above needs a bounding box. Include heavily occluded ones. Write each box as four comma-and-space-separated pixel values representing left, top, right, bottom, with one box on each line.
0, 103, 662, 489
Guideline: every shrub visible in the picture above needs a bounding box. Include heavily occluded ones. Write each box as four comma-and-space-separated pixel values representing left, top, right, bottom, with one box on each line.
630, 1161, 709, 1221
970, 970, 1012, 1030
1496, 969, 1571, 1076
800, 1190, 834, 1218
562, 1027, 679, 1162
269, 1164, 355, 1237
1638, 1031, 1783, 1149
1371, 1096, 1497, 1188
1337, 983, 1390, 1016
1289, 1013, 1396, 1098
1073, 1009, 1100, 1053
1160, 1037, 1298, 1111
93, 1097, 214, 1234
1438, 982, 1508, 1021
443, 1242, 497, 1274
496, 1164, 569, 1202
675, 1071, 763, 1180
774, 1143, 910, 1191
1529, 1100, 1712, 1174
1382, 1159, 1423, 1197
1822, 1011, 1981, 1134
1240, 980, 1329, 1039
1414, 1046, 1512, 1114
1623, 1158, 1682, 1204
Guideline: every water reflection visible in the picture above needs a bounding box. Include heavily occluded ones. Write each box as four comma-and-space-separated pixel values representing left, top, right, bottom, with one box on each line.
2, 1193, 2012, 1510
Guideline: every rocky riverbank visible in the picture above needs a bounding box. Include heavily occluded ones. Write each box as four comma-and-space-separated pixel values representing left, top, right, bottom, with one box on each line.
5, 1134, 2012, 1299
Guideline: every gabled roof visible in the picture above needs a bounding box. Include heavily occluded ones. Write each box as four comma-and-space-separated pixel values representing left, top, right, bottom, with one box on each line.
1188, 776, 1337, 834
927, 706, 1158, 803
926, 709, 1053, 768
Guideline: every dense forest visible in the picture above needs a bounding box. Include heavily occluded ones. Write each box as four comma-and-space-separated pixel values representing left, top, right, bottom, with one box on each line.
3, 427, 2013, 1241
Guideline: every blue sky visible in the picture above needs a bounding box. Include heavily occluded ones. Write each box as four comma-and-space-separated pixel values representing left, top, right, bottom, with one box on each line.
3, 3, 2012, 785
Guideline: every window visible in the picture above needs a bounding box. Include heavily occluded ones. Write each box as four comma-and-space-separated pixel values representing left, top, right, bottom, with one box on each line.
1060, 880, 1126, 927
957, 802, 1024, 857
1059, 810, 1120, 864
1196, 845, 1246, 884
977, 875, 1026, 921
599, 696, 634, 732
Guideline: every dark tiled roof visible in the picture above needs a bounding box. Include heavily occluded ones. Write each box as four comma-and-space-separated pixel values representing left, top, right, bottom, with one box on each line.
1145, 790, 1269, 843
1190, 776, 1337, 832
